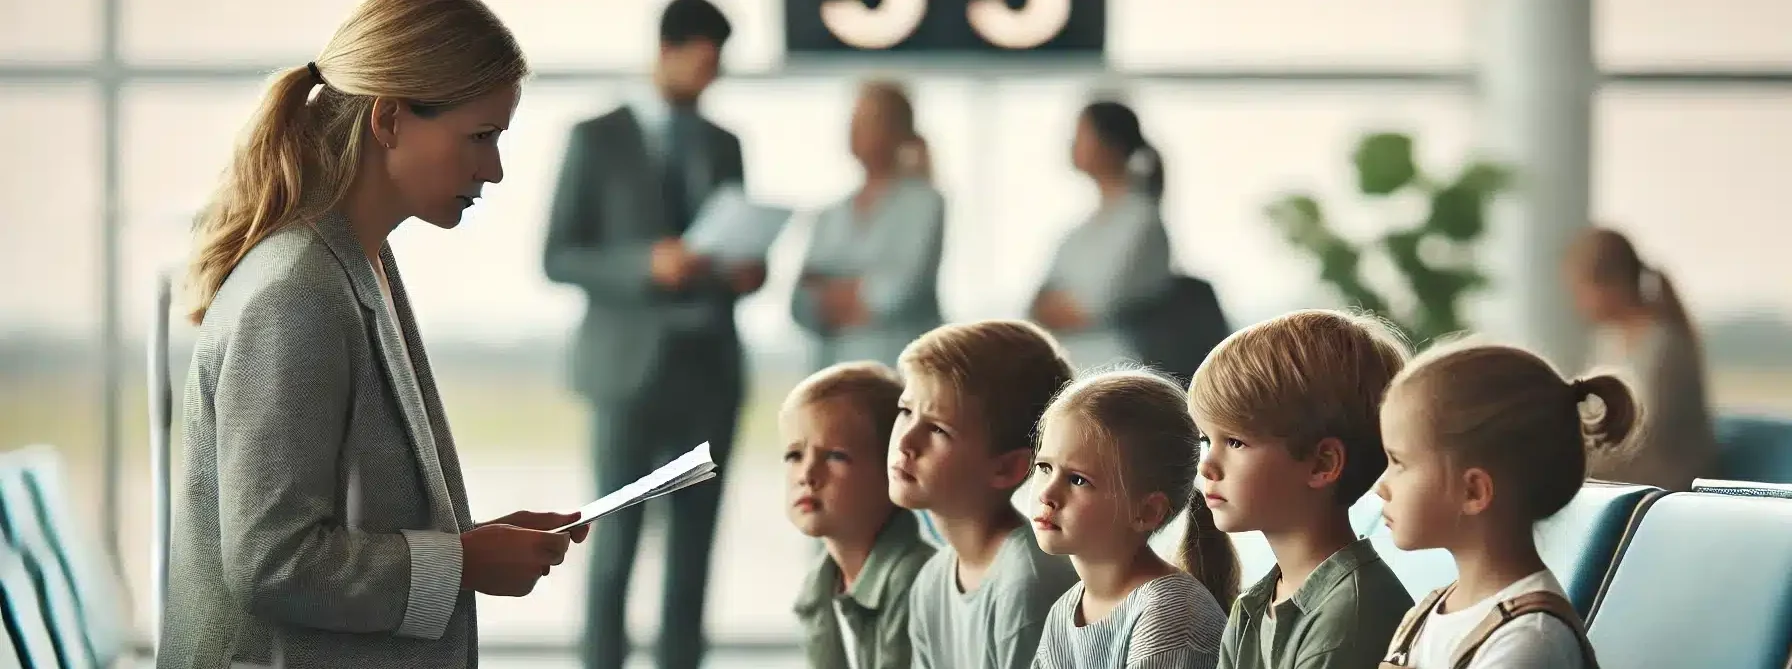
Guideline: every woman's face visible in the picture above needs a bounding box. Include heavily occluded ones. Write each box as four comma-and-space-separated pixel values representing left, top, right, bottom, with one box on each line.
849, 93, 901, 169
1071, 115, 1113, 177
1566, 259, 1637, 323
380, 82, 521, 229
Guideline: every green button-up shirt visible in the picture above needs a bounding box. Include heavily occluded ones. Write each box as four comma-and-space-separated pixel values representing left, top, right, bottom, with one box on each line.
1217, 538, 1414, 669
794, 511, 937, 669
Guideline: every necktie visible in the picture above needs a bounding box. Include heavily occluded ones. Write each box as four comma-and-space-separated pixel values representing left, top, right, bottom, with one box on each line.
662, 109, 700, 234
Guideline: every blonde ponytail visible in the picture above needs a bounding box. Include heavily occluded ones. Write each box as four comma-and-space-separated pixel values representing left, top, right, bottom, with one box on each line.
183, 0, 526, 324
186, 66, 327, 324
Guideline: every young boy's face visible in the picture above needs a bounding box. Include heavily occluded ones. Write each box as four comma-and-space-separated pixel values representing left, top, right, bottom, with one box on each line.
782, 398, 894, 540
887, 375, 1013, 515
1030, 416, 1147, 559
1373, 392, 1460, 551
1194, 418, 1329, 534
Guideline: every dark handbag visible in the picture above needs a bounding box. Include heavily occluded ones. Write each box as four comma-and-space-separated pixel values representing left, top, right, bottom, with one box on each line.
1116, 274, 1232, 385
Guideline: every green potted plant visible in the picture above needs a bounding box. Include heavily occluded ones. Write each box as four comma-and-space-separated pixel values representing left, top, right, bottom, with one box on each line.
1267, 132, 1511, 346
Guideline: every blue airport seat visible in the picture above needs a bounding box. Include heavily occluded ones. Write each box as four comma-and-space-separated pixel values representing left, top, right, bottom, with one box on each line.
7, 447, 128, 667
1370, 481, 1663, 616
0, 545, 61, 669
1714, 414, 1792, 485
1691, 477, 1792, 500
13, 444, 129, 663
1586, 491, 1792, 669
1537, 481, 1663, 614
0, 452, 95, 669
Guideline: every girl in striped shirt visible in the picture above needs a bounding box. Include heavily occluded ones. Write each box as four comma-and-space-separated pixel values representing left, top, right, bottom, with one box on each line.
1030, 370, 1238, 668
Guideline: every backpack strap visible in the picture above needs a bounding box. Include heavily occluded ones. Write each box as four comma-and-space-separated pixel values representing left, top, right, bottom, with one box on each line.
1447, 590, 1600, 669
1381, 585, 1454, 666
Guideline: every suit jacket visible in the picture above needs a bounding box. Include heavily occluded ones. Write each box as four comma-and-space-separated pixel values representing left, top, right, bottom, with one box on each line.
160, 211, 476, 668
790, 177, 946, 370
544, 106, 749, 402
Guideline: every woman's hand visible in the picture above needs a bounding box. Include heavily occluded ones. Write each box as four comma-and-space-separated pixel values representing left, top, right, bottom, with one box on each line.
727, 262, 768, 294
459, 523, 572, 596
479, 510, 589, 543
1032, 290, 1091, 331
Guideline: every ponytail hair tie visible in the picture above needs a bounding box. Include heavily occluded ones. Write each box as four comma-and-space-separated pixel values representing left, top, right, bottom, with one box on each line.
1126, 146, 1158, 178
1570, 378, 1593, 402
306, 62, 327, 86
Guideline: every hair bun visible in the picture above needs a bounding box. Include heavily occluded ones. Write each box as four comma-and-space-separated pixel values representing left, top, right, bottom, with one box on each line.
1571, 373, 1641, 452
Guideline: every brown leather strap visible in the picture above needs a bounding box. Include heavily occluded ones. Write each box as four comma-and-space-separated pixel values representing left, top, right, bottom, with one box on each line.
1381, 585, 1453, 666
1448, 590, 1599, 669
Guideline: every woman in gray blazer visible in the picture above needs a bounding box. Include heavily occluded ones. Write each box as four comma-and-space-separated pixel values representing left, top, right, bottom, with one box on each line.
1031, 100, 1174, 371
792, 80, 947, 371
161, 2, 583, 667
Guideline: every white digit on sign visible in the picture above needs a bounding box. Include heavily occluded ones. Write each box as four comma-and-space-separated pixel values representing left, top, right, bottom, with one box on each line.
820, 0, 929, 50
966, 0, 1071, 49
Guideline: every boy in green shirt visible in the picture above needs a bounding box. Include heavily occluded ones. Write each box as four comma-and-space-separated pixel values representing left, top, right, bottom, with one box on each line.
1190, 310, 1415, 669
786, 361, 935, 669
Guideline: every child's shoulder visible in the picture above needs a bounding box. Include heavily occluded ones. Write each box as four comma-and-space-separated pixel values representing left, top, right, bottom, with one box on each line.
1473, 611, 1587, 668
883, 539, 939, 595
1001, 533, 1078, 582
1297, 543, 1414, 632
1317, 542, 1411, 602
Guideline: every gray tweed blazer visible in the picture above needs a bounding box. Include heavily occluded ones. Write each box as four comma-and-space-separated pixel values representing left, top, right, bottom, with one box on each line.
158, 211, 477, 668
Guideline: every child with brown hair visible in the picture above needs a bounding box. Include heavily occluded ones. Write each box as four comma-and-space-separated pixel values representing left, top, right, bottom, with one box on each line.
892, 320, 1082, 669
1029, 370, 1237, 668
1192, 310, 1414, 669
1374, 343, 1620, 668
784, 361, 937, 669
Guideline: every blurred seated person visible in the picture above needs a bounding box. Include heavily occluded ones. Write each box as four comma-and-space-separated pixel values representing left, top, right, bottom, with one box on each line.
792, 80, 946, 371
1567, 226, 1717, 491
1030, 100, 1173, 371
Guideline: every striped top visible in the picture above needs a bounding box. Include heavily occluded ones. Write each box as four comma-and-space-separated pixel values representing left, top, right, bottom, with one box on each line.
1033, 572, 1226, 669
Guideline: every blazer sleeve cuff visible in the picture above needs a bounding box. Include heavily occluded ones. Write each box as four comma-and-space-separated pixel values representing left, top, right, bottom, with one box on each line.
396, 529, 463, 640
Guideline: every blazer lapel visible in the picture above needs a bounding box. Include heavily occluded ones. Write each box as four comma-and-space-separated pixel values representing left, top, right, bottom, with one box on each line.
313, 212, 459, 532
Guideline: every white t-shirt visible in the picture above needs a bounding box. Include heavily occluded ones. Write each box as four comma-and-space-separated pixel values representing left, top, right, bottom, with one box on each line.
1408, 571, 1587, 669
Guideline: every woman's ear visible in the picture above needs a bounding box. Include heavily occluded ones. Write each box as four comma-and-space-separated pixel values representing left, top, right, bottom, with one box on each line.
368, 97, 401, 150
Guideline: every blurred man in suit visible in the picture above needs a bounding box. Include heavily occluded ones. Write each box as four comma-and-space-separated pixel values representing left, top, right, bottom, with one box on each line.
542, 2, 765, 667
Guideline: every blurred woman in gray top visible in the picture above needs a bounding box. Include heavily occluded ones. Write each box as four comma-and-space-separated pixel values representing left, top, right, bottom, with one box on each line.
1567, 227, 1718, 491
1031, 101, 1173, 372
793, 80, 947, 371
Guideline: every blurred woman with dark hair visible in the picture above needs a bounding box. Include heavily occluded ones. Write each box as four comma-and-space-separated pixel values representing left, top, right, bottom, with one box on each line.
1030, 100, 1173, 371
1567, 226, 1717, 490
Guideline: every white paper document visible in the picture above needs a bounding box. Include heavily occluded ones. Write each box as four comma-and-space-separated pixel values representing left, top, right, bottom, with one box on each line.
551, 442, 720, 533
682, 185, 792, 262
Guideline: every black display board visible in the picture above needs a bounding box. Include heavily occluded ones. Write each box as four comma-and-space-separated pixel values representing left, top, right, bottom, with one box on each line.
784, 0, 1105, 62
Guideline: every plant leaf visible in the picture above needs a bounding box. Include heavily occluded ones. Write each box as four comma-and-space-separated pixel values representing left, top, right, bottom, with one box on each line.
1353, 132, 1417, 196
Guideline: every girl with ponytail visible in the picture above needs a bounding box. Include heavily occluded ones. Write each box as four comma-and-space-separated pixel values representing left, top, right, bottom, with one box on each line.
1030, 99, 1174, 371
1566, 227, 1717, 491
1375, 342, 1620, 667
1029, 369, 1235, 668
791, 79, 947, 370
165, 2, 584, 667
